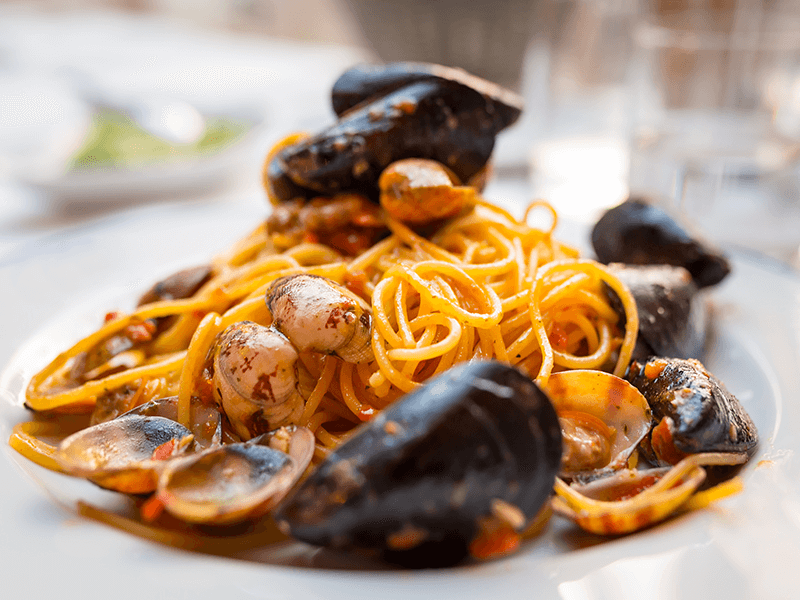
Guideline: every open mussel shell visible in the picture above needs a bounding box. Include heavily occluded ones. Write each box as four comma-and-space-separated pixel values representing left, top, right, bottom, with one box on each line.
626, 357, 758, 464
591, 197, 730, 288
605, 264, 708, 361
543, 370, 652, 480
55, 415, 193, 494
123, 395, 222, 448
156, 426, 314, 525
274, 361, 562, 567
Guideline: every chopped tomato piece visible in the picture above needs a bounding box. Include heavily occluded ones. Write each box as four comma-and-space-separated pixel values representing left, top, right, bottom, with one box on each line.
469, 522, 521, 560
549, 322, 569, 351
151, 439, 177, 461
357, 406, 376, 421
140, 495, 166, 522
344, 271, 369, 297
125, 320, 156, 342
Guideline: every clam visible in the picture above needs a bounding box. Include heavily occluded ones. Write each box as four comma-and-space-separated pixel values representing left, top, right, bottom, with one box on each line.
378, 158, 477, 225
591, 197, 730, 288
266, 274, 374, 363
626, 357, 758, 465
552, 452, 747, 535
155, 426, 315, 525
543, 370, 652, 480
54, 415, 194, 494
123, 395, 222, 449
274, 361, 562, 567
212, 321, 304, 441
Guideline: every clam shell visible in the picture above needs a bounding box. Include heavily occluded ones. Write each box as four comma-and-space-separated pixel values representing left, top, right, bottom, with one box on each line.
123, 395, 222, 449
55, 415, 193, 494
156, 427, 315, 524
544, 370, 652, 479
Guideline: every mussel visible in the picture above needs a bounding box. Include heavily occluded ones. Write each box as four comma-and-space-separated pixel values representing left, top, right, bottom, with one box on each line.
605, 264, 708, 361
274, 360, 562, 567
592, 197, 730, 289
330, 62, 523, 123
267, 62, 523, 203
137, 265, 213, 306
625, 357, 758, 465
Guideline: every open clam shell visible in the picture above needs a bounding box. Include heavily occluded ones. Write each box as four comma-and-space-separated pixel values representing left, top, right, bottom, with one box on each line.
55, 415, 194, 494
552, 452, 746, 535
123, 395, 222, 449
155, 426, 314, 525
544, 370, 652, 479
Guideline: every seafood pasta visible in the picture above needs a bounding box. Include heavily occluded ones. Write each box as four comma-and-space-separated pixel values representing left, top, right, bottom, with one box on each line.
21, 196, 637, 459
9, 62, 756, 564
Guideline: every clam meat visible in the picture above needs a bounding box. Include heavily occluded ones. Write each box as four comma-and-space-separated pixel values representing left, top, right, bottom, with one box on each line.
212, 321, 304, 441
266, 274, 374, 363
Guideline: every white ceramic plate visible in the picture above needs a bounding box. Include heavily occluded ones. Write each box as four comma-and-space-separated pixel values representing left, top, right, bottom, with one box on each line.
13, 106, 269, 202
2, 199, 800, 599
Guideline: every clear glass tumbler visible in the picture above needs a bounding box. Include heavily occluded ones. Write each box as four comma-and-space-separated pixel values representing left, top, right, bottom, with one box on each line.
628, 0, 800, 263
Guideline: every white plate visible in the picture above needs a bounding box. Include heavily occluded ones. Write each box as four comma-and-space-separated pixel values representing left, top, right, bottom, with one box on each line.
14, 107, 269, 202
2, 199, 800, 599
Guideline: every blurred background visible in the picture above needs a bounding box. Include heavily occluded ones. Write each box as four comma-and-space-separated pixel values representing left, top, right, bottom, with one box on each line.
2, 0, 800, 265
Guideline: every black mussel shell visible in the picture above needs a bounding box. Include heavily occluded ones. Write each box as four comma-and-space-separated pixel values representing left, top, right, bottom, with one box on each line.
592, 197, 730, 288
269, 64, 523, 203
331, 62, 523, 126
626, 357, 758, 463
605, 264, 707, 361
274, 361, 562, 567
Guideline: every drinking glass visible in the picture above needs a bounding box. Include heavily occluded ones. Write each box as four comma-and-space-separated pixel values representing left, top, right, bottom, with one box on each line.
526, 0, 640, 225
628, 0, 800, 263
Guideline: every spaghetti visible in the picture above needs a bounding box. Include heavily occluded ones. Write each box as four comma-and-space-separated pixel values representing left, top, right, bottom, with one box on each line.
20, 192, 638, 462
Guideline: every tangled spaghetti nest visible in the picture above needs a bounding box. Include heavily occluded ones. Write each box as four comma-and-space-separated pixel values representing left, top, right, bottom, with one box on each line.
24, 196, 638, 460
